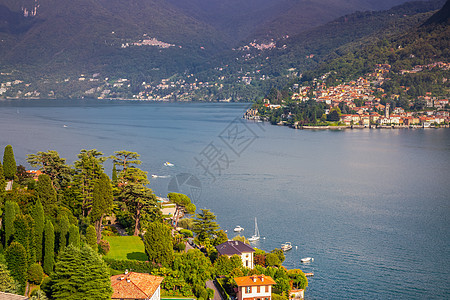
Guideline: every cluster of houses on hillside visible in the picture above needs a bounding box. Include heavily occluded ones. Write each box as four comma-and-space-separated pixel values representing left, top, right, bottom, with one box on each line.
248, 62, 449, 127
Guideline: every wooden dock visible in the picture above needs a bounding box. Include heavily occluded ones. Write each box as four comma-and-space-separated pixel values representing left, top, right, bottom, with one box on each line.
305, 272, 314, 277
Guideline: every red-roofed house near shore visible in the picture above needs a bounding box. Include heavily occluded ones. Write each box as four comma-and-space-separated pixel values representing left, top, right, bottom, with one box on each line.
216, 240, 255, 269
111, 272, 164, 300
234, 274, 276, 300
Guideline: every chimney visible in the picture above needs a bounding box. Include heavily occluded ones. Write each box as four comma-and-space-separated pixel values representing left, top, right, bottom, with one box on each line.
125, 269, 129, 274
252, 276, 257, 282
261, 275, 264, 282
127, 279, 131, 283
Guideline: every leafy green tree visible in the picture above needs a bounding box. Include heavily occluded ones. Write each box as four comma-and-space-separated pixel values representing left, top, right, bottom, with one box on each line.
232, 235, 250, 244
213, 229, 228, 246
31, 200, 45, 262
91, 173, 113, 243
68, 224, 81, 247
265, 253, 281, 267
5, 241, 28, 288
3, 201, 19, 247
193, 209, 220, 242
3, 145, 16, 181
27, 150, 72, 190
86, 225, 97, 250
287, 269, 308, 290
270, 248, 285, 265
173, 249, 214, 288
73, 149, 107, 217
58, 215, 70, 253
28, 263, 44, 285
168, 192, 196, 227
111, 150, 142, 173
43, 220, 55, 275
327, 109, 340, 121
29, 289, 48, 300
51, 244, 113, 300
117, 167, 158, 236
36, 174, 58, 216
143, 222, 173, 267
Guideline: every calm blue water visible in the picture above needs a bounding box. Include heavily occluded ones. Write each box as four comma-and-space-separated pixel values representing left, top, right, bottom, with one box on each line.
1, 99, 449, 299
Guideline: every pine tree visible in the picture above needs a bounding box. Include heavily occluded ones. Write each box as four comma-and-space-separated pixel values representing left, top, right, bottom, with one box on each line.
68, 224, 81, 247
58, 215, 70, 253
86, 225, 97, 251
51, 244, 113, 299
36, 174, 58, 216
2, 145, 16, 181
31, 200, 45, 262
5, 241, 28, 289
3, 201, 19, 247
43, 220, 55, 275
91, 173, 113, 243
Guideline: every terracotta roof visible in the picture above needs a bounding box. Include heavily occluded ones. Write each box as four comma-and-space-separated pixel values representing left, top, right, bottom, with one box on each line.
216, 240, 255, 256
234, 275, 276, 287
111, 272, 164, 300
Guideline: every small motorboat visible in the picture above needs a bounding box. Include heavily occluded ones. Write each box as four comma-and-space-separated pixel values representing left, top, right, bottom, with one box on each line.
234, 226, 244, 232
281, 242, 292, 252
301, 257, 314, 263
164, 162, 174, 167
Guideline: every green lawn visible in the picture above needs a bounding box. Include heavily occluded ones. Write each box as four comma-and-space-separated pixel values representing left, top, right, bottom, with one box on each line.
104, 236, 148, 261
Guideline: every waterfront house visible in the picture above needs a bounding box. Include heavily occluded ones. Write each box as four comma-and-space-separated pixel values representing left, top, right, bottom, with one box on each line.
111, 272, 164, 300
234, 274, 276, 300
216, 240, 255, 269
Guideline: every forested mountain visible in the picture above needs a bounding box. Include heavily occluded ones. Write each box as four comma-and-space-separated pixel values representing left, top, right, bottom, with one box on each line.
0, 0, 446, 100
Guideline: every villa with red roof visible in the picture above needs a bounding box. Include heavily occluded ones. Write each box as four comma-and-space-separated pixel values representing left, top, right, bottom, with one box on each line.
216, 240, 255, 269
234, 274, 276, 300
111, 272, 164, 300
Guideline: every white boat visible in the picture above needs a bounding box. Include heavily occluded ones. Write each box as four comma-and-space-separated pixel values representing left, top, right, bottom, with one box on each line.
281, 242, 292, 251
234, 226, 244, 232
248, 217, 260, 242
164, 161, 174, 166
300, 257, 314, 263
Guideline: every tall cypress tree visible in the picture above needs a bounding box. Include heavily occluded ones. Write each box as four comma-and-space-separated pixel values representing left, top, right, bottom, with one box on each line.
68, 224, 80, 247
2, 145, 16, 181
43, 220, 55, 275
3, 201, 18, 247
91, 173, 113, 243
111, 164, 117, 183
31, 200, 45, 262
58, 215, 70, 253
0, 162, 5, 195
36, 174, 58, 216
13, 214, 36, 265
85, 225, 97, 251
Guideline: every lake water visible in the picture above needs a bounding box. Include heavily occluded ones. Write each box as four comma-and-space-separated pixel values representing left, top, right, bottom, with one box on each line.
1, 99, 449, 299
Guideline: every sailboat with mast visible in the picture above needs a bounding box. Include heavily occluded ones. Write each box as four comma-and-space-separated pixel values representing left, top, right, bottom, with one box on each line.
248, 217, 260, 242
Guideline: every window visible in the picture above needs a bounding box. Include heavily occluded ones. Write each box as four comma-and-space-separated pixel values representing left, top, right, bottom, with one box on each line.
246, 260, 249, 267
265, 286, 269, 293
246, 287, 251, 293
257, 286, 260, 293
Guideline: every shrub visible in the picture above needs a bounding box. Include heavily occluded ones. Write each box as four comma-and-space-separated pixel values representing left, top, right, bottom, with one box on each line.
103, 258, 155, 273
98, 240, 110, 255
27, 263, 44, 285
179, 229, 193, 238
173, 242, 186, 252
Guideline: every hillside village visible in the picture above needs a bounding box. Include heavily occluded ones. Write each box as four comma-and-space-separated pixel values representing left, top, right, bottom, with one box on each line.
246, 62, 450, 128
